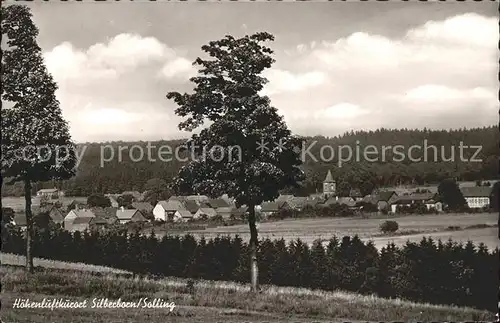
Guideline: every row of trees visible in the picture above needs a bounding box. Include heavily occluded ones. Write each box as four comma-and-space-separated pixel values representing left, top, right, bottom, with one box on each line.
2, 227, 496, 312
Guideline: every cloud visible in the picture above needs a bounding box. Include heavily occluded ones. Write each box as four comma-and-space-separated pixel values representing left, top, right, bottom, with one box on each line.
267, 13, 497, 136
44, 33, 193, 84
403, 85, 495, 102
314, 103, 368, 120
40, 13, 496, 141
42, 34, 196, 142
406, 13, 497, 48
262, 69, 328, 95
159, 57, 197, 80
44, 42, 118, 84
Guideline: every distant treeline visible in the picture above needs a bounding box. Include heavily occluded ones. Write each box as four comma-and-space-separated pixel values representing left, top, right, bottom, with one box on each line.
2, 227, 497, 312
2, 126, 498, 197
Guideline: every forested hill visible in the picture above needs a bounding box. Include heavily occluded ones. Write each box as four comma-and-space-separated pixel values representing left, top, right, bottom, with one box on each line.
2, 126, 498, 197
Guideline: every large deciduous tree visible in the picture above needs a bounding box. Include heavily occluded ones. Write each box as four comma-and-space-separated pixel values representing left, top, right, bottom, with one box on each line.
1, 5, 76, 272
438, 178, 467, 211
167, 32, 304, 291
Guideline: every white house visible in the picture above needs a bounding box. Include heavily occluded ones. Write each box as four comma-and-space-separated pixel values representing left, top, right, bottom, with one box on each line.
64, 209, 95, 231
37, 188, 64, 199
153, 200, 186, 221
460, 186, 492, 209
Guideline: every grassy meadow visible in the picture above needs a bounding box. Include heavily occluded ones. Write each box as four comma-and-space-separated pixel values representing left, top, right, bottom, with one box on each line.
1, 256, 494, 323
186, 213, 499, 249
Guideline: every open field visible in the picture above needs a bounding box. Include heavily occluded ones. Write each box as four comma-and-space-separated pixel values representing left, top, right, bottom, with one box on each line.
2, 196, 87, 212
1, 261, 494, 323
186, 213, 499, 249
1, 253, 132, 275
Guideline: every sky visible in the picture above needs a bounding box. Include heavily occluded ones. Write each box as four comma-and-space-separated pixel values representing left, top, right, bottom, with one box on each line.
10, 1, 499, 142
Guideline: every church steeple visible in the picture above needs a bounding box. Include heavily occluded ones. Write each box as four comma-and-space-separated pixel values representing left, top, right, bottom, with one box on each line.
323, 170, 336, 196
324, 170, 334, 183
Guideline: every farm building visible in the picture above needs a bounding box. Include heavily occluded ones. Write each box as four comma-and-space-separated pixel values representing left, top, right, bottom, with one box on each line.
460, 186, 492, 209
173, 210, 194, 222
115, 208, 146, 224
153, 200, 186, 221
194, 207, 217, 220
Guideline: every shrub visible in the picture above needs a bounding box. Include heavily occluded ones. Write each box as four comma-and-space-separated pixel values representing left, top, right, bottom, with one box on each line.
380, 220, 399, 233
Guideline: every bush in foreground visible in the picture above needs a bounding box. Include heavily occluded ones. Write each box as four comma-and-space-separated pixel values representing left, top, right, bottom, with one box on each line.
379, 220, 399, 233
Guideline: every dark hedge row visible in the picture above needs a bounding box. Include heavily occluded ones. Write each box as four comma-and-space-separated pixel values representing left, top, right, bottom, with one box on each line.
2, 227, 497, 312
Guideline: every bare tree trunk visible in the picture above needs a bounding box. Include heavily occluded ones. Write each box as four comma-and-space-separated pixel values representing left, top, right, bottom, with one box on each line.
24, 178, 34, 273
248, 204, 259, 292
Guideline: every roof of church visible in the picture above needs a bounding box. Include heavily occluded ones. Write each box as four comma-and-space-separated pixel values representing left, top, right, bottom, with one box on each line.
324, 170, 335, 183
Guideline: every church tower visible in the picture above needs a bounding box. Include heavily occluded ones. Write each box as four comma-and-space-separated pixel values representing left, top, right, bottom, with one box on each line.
323, 170, 336, 197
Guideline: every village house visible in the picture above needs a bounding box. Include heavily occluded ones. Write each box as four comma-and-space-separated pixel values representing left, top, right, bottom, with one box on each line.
168, 195, 187, 202
275, 194, 294, 203
64, 209, 95, 231
35, 204, 65, 226
372, 191, 398, 211
259, 201, 291, 218
460, 186, 492, 209
206, 198, 230, 209
230, 206, 249, 219
194, 207, 217, 220
115, 207, 147, 224
349, 189, 364, 202
215, 206, 233, 219
185, 195, 209, 203
390, 193, 443, 213
12, 214, 27, 230
37, 188, 64, 199
287, 196, 309, 211
91, 207, 119, 225
153, 200, 186, 221
131, 202, 154, 215
183, 200, 200, 214
108, 196, 120, 208
63, 198, 87, 212
173, 209, 194, 222
69, 216, 110, 232
325, 196, 357, 208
